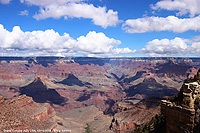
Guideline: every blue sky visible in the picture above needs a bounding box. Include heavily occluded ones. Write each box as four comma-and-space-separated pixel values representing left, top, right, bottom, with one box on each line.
0, 0, 200, 57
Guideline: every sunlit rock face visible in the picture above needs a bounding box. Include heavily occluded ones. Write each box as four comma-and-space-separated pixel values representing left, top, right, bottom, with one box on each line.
182, 82, 200, 109
0, 95, 58, 131
161, 69, 200, 133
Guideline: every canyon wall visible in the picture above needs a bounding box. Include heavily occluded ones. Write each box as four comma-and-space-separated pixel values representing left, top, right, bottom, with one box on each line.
0, 95, 58, 131
161, 75, 200, 133
161, 100, 195, 133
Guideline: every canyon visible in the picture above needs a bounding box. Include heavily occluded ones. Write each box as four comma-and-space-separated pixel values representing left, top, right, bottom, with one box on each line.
0, 57, 200, 132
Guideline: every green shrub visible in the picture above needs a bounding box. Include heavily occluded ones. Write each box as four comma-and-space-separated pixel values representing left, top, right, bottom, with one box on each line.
85, 123, 92, 133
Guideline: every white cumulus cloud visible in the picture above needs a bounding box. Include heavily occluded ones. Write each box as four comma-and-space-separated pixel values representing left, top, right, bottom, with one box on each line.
32, 3, 120, 28
0, 0, 120, 28
0, 24, 135, 57
141, 37, 189, 57
8, 0, 120, 28
76, 31, 136, 56
77, 31, 121, 54
0, 24, 77, 56
151, 0, 200, 17
139, 36, 200, 57
123, 16, 200, 33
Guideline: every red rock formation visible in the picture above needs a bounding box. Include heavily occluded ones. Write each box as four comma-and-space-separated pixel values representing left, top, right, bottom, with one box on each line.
31, 103, 56, 122
161, 70, 200, 133
111, 100, 135, 113
0, 95, 58, 131
110, 97, 161, 132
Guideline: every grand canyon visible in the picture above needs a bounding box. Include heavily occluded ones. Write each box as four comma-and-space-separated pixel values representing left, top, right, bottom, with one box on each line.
0, 57, 200, 132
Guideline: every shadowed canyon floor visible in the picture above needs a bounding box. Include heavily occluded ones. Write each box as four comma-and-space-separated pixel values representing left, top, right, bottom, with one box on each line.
0, 57, 200, 132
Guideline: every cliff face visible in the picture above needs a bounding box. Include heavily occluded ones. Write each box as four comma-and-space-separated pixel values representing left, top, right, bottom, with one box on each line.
0, 95, 58, 131
161, 70, 200, 133
161, 100, 195, 133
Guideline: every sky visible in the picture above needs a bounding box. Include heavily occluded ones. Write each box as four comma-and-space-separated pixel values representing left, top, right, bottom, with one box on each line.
0, 0, 200, 57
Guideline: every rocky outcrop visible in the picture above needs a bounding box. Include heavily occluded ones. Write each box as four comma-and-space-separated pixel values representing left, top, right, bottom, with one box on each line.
110, 97, 161, 132
31, 103, 56, 122
161, 100, 195, 133
111, 101, 135, 113
0, 95, 58, 131
182, 82, 200, 109
161, 70, 200, 133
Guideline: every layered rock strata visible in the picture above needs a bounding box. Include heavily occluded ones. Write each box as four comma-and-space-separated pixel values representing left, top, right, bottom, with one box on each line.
0, 95, 58, 131
161, 100, 195, 133
161, 78, 200, 133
